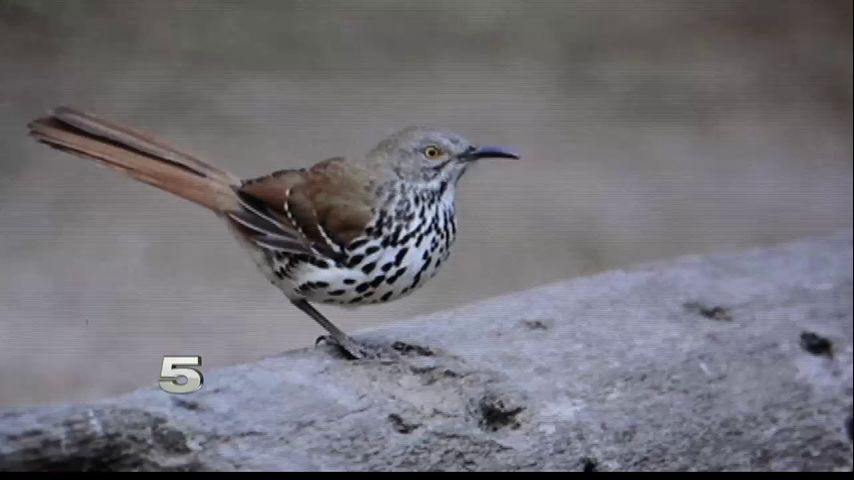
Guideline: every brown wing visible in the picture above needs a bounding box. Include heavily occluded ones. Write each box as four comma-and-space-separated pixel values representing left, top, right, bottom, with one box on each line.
234, 157, 376, 262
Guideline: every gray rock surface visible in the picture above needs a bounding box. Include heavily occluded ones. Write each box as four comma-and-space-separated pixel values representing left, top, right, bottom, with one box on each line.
1, 231, 852, 471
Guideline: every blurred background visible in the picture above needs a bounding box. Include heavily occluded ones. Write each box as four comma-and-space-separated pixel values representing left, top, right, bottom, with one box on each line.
0, 0, 851, 408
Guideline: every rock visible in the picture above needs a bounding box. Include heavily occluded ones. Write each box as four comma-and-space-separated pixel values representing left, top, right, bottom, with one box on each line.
1, 231, 852, 471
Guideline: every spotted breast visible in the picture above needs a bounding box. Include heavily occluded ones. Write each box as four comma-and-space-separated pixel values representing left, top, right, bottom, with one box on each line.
269, 178, 458, 306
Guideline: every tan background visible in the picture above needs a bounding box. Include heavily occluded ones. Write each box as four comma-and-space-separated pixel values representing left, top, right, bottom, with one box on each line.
0, 0, 851, 408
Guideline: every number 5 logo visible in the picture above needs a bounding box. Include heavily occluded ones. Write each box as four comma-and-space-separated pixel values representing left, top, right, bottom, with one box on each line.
159, 356, 204, 394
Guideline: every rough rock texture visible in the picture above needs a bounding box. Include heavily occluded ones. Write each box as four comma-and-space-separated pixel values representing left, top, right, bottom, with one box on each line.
1, 231, 852, 471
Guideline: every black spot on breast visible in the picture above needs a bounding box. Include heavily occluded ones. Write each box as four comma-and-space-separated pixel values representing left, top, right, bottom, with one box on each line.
328, 289, 346, 296
315, 281, 329, 288
381, 291, 394, 301
347, 254, 365, 269
399, 229, 416, 245
417, 259, 431, 276
381, 261, 394, 272
395, 248, 409, 266
363, 291, 375, 298
422, 250, 431, 261
370, 275, 386, 288
374, 211, 387, 235
348, 296, 363, 304
313, 258, 330, 269
365, 245, 380, 255
438, 180, 448, 196
355, 283, 370, 293
387, 267, 407, 284
343, 278, 356, 285
361, 262, 377, 274
410, 271, 423, 289
348, 238, 369, 251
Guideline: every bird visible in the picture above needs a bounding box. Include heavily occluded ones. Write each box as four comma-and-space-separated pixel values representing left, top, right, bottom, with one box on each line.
27, 107, 520, 359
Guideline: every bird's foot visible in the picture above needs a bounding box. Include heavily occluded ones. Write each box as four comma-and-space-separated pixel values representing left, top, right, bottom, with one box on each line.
390, 340, 435, 357
315, 335, 377, 360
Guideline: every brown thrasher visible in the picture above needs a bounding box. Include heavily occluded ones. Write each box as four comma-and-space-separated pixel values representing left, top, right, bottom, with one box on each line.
28, 107, 519, 359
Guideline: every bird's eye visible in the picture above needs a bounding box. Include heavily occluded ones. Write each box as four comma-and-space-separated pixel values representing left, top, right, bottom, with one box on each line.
423, 145, 443, 160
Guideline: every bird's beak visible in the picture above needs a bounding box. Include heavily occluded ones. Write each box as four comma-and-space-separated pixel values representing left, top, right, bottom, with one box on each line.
463, 145, 520, 161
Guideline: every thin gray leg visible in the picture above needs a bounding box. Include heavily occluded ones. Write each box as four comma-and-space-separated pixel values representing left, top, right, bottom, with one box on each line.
291, 299, 367, 359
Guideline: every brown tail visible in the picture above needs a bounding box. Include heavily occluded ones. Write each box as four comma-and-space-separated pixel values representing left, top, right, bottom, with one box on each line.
28, 107, 242, 213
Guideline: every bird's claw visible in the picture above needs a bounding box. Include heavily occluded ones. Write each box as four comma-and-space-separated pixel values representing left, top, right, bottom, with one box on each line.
315, 335, 375, 360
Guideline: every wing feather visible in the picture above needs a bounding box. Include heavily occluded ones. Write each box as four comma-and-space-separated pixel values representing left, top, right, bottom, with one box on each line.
236, 158, 376, 262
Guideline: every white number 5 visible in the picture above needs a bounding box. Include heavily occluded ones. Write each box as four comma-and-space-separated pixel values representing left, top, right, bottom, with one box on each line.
159, 356, 203, 394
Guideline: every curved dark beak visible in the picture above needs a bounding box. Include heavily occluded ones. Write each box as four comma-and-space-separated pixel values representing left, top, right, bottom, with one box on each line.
464, 145, 520, 161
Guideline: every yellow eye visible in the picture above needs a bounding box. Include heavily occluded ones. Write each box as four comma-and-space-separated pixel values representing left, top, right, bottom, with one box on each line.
423, 145, 443, 160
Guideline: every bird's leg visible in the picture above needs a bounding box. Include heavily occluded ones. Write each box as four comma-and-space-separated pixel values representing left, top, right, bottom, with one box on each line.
291, 299, 369, 360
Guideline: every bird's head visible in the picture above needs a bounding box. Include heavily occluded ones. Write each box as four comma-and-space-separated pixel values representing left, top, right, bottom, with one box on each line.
366, 126, 519, 186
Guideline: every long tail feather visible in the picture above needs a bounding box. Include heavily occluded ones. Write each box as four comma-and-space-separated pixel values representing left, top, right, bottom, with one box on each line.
28, 107, 240, 213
